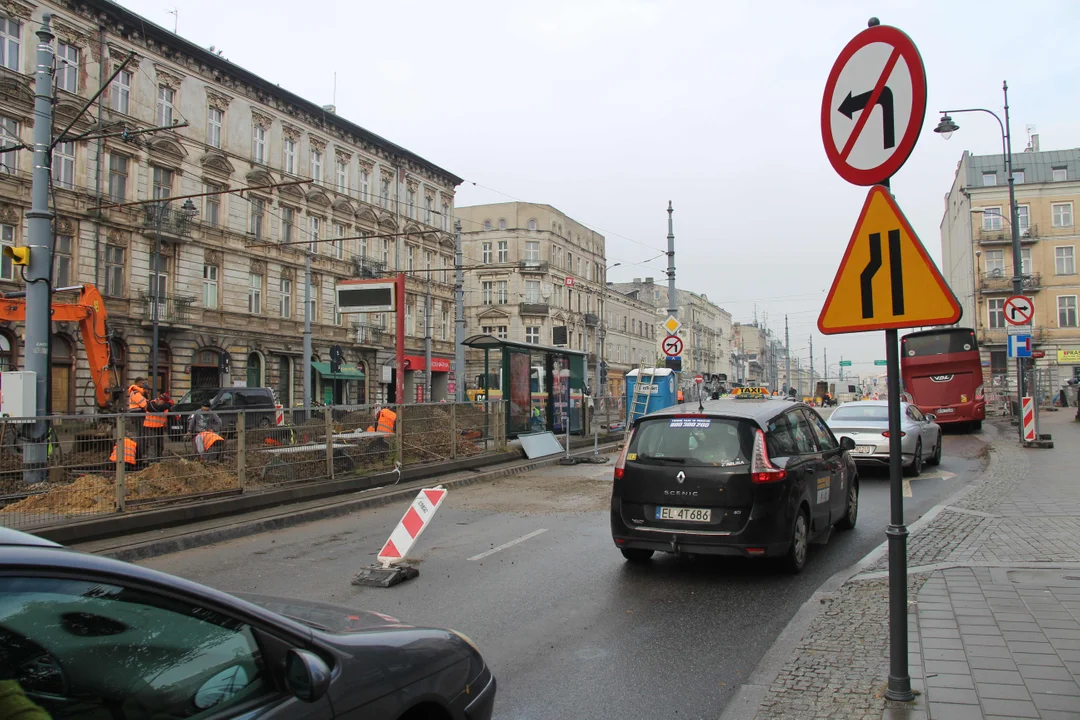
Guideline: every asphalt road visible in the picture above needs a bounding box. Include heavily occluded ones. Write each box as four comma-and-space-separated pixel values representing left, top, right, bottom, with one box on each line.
140, 428, 988, 720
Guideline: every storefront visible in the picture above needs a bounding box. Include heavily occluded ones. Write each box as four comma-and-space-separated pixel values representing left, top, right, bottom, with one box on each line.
312, 361, 366, 405
402, 354, 452, 402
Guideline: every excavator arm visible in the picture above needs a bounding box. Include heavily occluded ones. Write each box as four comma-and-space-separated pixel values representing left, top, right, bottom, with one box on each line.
0, 284, 121, 410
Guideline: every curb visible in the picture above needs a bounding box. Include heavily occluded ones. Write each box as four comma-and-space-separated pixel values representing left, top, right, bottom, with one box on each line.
719, 428, 997, 720
81, 442, 621, 563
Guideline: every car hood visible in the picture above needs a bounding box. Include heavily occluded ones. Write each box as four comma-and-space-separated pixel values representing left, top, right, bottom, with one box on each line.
232, 592, 410, 634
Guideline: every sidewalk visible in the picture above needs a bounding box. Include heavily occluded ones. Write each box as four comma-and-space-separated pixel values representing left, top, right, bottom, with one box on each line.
750, 411, 1080, 720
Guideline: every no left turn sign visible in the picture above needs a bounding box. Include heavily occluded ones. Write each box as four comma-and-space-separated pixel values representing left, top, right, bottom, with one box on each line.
662, 335, 683, 357
821, 24, 927, 186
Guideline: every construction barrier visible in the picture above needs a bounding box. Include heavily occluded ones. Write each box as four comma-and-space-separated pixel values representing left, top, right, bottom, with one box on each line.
1021, 396, 1036, 442
377, 486, 447, 566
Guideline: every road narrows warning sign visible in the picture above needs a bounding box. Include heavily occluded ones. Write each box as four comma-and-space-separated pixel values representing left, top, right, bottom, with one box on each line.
818, 186, 961, 334
821, 25, 927, 186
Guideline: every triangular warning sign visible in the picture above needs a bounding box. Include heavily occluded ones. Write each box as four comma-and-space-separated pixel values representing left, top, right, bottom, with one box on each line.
818, 186, 961, 335
378, 539, 401, 559
423, 488, 446, 506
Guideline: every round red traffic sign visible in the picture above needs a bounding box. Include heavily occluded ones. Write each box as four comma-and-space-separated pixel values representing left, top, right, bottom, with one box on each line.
662, 335, 683, 357
1003, 295, 1034, 325
694, 374, 703, 384
821, 24, 927, 186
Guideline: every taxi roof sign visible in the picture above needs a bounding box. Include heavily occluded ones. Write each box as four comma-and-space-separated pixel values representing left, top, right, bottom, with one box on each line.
818, 185, 961, 335
732, 386, 769, 398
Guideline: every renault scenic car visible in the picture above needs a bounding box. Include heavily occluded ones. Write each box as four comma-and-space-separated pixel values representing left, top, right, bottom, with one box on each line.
611, 395, 859, 573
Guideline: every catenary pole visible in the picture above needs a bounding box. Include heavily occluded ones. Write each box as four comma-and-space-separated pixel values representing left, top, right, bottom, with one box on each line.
454, 220, 464, 403
302, 249, 312, 413
785, 315, 791, 393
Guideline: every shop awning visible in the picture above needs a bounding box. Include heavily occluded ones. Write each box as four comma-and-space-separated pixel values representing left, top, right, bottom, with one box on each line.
312, 362, 365, 380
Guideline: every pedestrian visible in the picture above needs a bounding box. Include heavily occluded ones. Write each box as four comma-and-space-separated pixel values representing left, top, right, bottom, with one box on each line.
142, 392, 172, 462
187, 401, 224, 462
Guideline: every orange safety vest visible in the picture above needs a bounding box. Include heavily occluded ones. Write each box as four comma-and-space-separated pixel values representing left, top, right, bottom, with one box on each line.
128, 385, 147, 411
198, 430, 224, 449
376, 408, 396, 434
110, 438, 137, 465
677, 390, 684, 402
143, 410, 166, 428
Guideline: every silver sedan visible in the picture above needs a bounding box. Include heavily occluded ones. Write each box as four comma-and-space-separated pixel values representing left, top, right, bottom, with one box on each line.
826, 400, 942, 476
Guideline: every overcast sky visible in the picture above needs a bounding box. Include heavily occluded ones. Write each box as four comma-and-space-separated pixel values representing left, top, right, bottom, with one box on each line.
116, 0, 1079, 378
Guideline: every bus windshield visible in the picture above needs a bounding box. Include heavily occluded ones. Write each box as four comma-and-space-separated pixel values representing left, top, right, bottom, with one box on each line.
902, 330, 977, 357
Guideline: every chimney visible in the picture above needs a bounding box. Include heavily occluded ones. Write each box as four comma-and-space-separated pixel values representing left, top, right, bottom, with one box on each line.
1030, 133, 1039, 152
632, 277, 641, 283
645, 277, 654, 284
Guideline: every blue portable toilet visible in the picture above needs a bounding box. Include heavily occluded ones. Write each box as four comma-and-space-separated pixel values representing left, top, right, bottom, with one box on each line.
625, 368, 678, 424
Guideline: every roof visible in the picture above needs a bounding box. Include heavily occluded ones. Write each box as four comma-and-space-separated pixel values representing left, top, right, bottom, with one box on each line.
81, 0, 462, 186
626, 368, 675, 377
639, 398, 801, 423
0, 527, 61, 547
462, 334, 586, 356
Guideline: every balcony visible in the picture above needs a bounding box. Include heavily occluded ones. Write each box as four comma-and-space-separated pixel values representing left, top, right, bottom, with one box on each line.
352, 256, 387, 279
980, 271, 1041, 294
584, 313, 600, 327
519, 260, 550, 273
977, 223, 1039, 245
141, 204, 197, 244
352, 322, 384, 346
519, 302, 549, 315
137, 292, 195, 326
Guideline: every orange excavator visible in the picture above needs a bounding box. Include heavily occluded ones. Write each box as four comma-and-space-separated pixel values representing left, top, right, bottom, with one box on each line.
0, 284, 122, 410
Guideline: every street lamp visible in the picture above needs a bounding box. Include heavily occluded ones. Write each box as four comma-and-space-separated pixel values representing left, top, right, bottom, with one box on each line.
150, 197, 197, 397
936, 80, 1027, 419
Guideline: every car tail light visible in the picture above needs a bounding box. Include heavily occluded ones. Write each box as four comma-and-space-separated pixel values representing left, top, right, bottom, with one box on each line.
882, 431, 906, 438
751, 429, 787, 484
974, 384, 985, 400
614, 426, 636, 481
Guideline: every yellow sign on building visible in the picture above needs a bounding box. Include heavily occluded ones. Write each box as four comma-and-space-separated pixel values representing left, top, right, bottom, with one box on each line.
818, 186, 962, 334
1059, 348, 1080, 364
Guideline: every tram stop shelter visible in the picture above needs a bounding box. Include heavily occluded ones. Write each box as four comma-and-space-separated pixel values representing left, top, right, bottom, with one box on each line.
462, 334, 587, 439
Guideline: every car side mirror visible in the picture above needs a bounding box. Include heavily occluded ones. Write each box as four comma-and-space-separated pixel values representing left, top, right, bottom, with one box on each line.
925, 414, 936, 422
840, 436, 856, 452
285, 649, 331, 703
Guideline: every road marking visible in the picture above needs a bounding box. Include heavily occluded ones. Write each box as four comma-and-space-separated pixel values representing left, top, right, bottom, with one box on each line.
468, 529, 548, 562
903, 478, 912, 498
939, 471, 956, 481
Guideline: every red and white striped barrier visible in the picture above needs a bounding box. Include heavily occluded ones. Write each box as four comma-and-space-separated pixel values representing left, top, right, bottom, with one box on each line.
1021, 396, 1036, 442
378, 487, 447, 567
274, 404, 284, 426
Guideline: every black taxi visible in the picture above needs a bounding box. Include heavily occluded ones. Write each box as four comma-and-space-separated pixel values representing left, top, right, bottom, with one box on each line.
611, 389, 859, 572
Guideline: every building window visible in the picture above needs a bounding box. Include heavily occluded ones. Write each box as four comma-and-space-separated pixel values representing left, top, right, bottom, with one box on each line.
405, 303, 414, 336
279, 277, 292, 318
981, 207, 1002, 231
56, 42, 78, 92
527, 219, 537, 231
156, 85, 174, 126
54, 234, 72, 287
104, 154, 126, 202
248, 273, 263, 314
202, 264, 218, 308
207, 107, 223, 148
249, 197, 264, 239
381, 177, 390, 209
525, 241, 540, 262
282, 137, 296, 174
1059, 296, 1078, 328
526, 326, 540, 344
111, 69, 131, 113
988, 297, 1005, 329
482, 242, 492, 264
407, 245, 415, 272
252, 124, 266, 163
1056, 246, 1076, 275
1052, 167, 1067, 182
152, 166, 172, 199
52, 141, 74, 189
332, 223, 345, 260
567, 251, 573, 271
1021, 247, 1032, 275
382, 238, 389, 265
1052, 203, 1073, 228
442, 202, 449, 230
984, 249, 1005, 275
360, 169, 369, 201
204, 183, 221, 227
1017, 205, 1030, 233
482, 281, 493, 305
498, 218, 507, 230
425, 196, 433, 224
299, 283, 317, 322
441, 308, 449, 339
405, 188, 416, 219
359, 231, 368, 259
483, 220, 492, 231
281, 206, 294, 243
310, 149, 322, 182
982, 172, 997, 187
497, 241, 508, 263
1012, 170, 1024, 184
308, 216, 320, 254
336, 158, 348, 192
104, 245, 124, 296
0, 223, 13, 280
525, 280, 541, 303
497, 280, 508, 304
0, 16, 20, 71
0, 115, 17, 175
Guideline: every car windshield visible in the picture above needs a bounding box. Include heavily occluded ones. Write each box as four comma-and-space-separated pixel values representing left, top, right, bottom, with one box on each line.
830, 405, 889, 422
629, 416, 754, 467
177, 388, 220, 406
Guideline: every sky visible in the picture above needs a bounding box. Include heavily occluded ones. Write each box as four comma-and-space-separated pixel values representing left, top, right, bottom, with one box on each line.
116, 0, 1080, 379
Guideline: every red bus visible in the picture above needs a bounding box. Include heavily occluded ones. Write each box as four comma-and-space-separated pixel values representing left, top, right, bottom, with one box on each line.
900, 328, 985, 430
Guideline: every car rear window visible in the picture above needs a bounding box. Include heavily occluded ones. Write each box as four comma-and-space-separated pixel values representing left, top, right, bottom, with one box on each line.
628, 416, 754, 466
830, 405, 889, 421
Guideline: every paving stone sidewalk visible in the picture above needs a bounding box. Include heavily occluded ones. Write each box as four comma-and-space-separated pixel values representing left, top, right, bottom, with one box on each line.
751, 411, 1080, 720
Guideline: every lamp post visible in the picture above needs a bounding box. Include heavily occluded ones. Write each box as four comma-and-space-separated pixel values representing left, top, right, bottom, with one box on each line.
150, 198, 197, 396
934, 81, 1026, 423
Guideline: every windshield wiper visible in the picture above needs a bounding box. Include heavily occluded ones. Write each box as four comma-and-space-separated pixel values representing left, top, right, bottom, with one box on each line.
637, 454, 686, 463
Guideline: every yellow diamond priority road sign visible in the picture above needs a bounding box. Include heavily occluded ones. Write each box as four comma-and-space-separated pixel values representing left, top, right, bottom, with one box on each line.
818, 185, 961, 334
662, 314, 682, 335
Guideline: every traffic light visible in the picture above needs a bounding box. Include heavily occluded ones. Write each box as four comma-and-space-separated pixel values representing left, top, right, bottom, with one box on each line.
2, 245, 29, 266
330, 345, 343, 373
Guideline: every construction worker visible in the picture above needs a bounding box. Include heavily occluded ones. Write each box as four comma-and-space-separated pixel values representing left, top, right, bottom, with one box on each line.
142, 392, 172, 462
187, 401, 224, 462
110, 436, 138, 470
677, 389, 685, 403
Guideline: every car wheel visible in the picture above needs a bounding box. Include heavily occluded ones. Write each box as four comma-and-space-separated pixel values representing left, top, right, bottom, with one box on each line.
971, 420, 982, 431
836, 480, 858, 530
257, 416, 272, 428
620, 548, 653, 563
905, 440, 922, 477
928, 434, 943, 466
784, 509, 809, 574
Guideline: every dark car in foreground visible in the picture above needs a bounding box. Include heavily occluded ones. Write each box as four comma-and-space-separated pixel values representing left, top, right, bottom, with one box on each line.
168, 386, 279, 439
611, 396, 859, 572
0, 528, 495, 719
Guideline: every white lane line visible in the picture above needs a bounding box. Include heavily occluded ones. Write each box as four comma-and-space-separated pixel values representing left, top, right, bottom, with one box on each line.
939, 471, 956, 480
468, 529, 548, 562
903, 478, 913, 498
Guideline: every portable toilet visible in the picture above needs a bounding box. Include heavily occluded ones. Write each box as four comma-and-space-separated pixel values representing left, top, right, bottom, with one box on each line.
625, 368, 678, 423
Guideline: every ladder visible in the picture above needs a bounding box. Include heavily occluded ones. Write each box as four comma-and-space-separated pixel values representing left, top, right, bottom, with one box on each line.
628, 361, 655, 426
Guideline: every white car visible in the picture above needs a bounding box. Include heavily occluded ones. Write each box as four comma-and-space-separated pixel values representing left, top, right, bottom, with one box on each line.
826, 400, 942, 476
